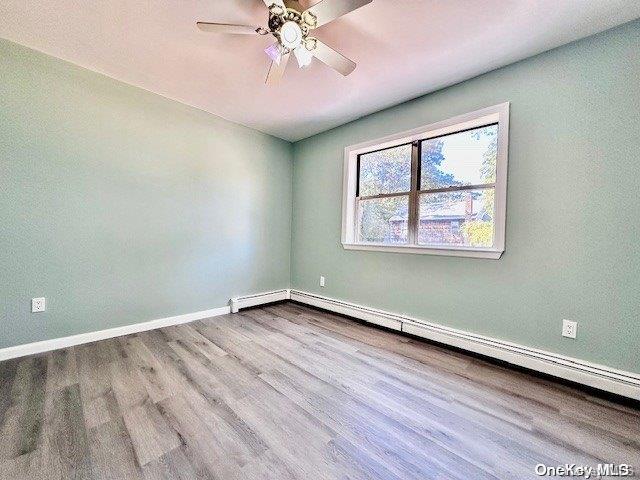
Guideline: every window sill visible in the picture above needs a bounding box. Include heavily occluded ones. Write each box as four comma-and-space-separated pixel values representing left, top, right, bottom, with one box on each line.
341, 242, 504, 259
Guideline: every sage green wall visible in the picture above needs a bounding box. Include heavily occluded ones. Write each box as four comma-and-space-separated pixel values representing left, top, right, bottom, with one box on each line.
0, 39, 292, 349
291, 21, 640, 373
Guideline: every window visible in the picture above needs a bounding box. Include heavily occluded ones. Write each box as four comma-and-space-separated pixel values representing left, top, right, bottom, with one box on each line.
341, 103, 509, 258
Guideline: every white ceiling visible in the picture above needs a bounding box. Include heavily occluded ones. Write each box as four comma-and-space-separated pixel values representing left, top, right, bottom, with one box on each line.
1, 1, 639, 141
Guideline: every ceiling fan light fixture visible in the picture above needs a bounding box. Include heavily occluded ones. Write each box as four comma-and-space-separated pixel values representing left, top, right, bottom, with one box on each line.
196, 0, 372, 84
302, 10, 318, 28
265, 42, 283, 65
279, 21, 303, 49
294, 46, 313, 68
304, 37, 318, 51
268, 4, 285, 16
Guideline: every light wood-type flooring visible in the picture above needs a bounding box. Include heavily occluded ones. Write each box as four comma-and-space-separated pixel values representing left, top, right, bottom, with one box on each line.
0, 302, 638, 479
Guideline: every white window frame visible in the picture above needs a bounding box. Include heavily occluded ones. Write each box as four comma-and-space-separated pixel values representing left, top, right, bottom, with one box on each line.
341, 102, 509, 259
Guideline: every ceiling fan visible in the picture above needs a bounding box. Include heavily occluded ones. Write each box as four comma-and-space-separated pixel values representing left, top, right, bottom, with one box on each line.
196, 0, 372, 84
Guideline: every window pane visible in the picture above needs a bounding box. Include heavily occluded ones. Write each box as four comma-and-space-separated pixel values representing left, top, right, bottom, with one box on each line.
358, 195, 409, 244
420, 124, 498, 190
418, 189, 494, 247
359, 144, 411, 196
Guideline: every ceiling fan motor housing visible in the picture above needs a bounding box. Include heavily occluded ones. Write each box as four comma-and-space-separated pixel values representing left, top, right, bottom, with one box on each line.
268, 7, 315, 51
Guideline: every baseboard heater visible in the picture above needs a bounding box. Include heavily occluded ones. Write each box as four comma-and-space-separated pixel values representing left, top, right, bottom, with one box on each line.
289, 289, 640, 401
230, 289, 291, 313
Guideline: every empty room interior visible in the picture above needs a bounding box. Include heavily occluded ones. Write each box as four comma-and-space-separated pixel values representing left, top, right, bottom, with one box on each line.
1, 1, 640, 478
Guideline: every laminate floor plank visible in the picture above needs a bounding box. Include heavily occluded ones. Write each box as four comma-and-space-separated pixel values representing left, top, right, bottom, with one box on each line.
40, 384, 94, 479
87, 417, 145, 480
121, 336, 176, 404
0, 355, 47, 460
0, 358, 19, 431
44, 348, 78, 392
156, 393, 245, 480
0, 302, 637, 480
122, 399, 182, 467
142, 446, 213, 480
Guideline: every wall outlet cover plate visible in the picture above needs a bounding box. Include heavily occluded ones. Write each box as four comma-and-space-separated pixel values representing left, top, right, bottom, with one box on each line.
562, 319, 577, 339
32, 297, 46, 313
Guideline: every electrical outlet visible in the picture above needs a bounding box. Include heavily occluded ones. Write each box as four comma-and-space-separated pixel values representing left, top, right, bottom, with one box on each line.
32, 297, 46, 313
320, 276, 325, 287
562, 319, 577, 339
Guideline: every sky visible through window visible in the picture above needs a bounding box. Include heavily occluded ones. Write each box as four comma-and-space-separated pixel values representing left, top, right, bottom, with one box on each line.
437, 128, 496, 185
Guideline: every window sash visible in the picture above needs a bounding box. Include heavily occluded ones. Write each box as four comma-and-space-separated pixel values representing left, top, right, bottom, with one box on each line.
417, 187, 496, 247
356, 193, 410, 244
356, 141, 413, 198
355, 135, 497, 248
419, 122, 498, 191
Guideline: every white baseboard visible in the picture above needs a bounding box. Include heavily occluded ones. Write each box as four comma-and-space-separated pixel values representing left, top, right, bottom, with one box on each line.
0, 306, 231, 362
230, 289, 290, 313
290, 289, 640, 401
0, 288, 292, 362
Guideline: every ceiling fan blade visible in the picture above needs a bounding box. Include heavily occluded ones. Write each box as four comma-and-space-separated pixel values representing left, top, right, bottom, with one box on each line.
311, 40, 356, 76
196, 22, 263, 35
266, 52, 290, 84
292, 0, 312, 8
263, 0, 286, 9
304, 0, 372, 28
